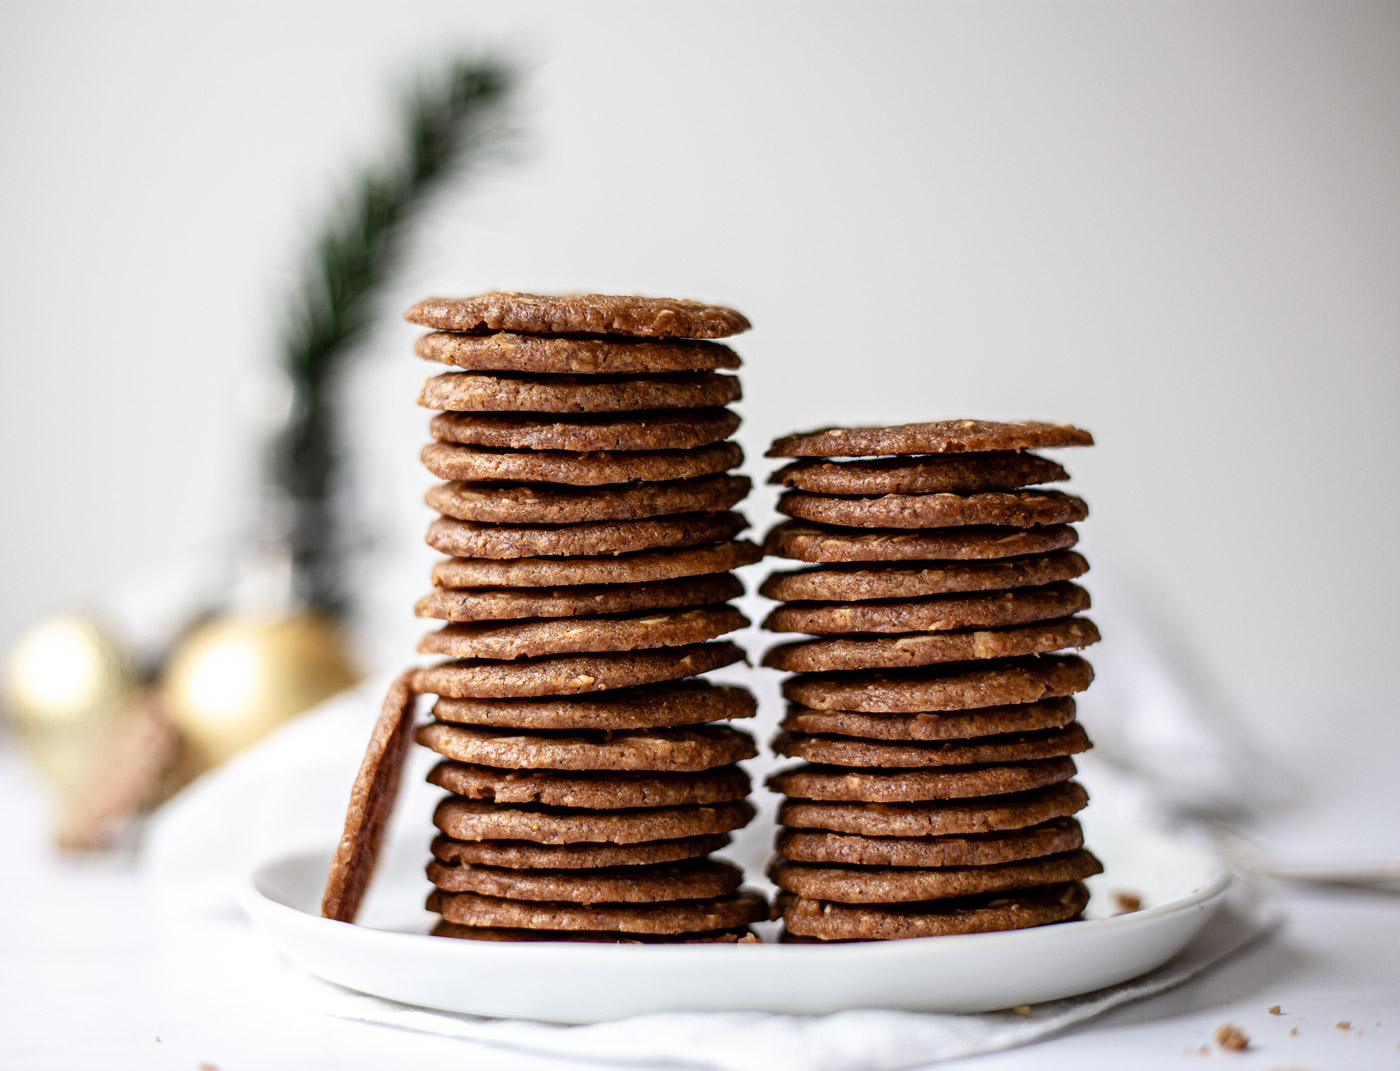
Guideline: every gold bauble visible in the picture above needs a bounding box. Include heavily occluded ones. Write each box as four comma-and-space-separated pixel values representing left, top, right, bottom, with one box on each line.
161, 613, 359, 770
2, 614, 140, 794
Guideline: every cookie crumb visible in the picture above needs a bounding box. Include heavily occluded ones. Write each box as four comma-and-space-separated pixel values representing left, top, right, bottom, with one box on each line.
1215, 1023, 1250, 1051
1268, 1004, 1281, 1015
1112, 889, 1143, 914
1012, 1004, 1032, 1015
1336, 1020, 1351, 1031
199, 1064, 219, 1071
155, 1036, 162, 1043
1289, 1026, 1298, 1036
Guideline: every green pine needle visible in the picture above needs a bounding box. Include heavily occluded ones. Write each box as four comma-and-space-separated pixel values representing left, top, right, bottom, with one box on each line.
280, 57, 514, 385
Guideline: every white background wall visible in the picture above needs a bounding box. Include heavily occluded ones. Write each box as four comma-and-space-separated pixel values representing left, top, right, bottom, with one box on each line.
2, 1, 1397, 762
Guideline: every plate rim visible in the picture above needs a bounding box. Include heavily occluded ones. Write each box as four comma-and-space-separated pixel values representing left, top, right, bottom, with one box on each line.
242, 831, 1232, 964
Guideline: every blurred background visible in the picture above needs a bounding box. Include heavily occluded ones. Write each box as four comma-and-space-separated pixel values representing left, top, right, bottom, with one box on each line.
1, 0, 1397, 839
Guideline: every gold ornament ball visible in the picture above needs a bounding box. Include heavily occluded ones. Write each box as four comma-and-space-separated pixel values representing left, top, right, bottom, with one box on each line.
2, 613, 140, 794
162, 613, 359, 770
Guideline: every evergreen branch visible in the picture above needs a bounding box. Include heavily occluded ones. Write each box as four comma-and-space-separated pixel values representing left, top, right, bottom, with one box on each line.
280, 57, 514, 385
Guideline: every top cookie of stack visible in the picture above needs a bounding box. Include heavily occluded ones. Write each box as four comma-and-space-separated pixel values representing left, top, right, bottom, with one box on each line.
760, 420, 1103, 942
404, 292, 767, 943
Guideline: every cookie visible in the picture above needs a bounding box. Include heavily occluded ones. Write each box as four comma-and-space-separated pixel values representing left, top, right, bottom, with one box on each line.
782, 654, 1094, 712
431, 681, 756, 731
431, 540, 761, 589
766, 420, 1094, 458
432, 831, 732, 869
430, 408, 742, 452
421, 440, 743, 486
404, 292, 751, 339
426, 473, 750, 525
427, 511, 747, 560
779, 697, 1076, 741
431, 921, 758, 943
433, 797, 756, 844
418, 606, 749, 660
427, 760, 751, 809
765, 522, 1078, 564
416, 331, 741, 373
415, 574, 743, 622
763, 617, 1101, 673
759, 552, 1088, 602
412, 642, 746, 698
770, 762, 1083, 806
427, 858, 744, 903
770, 452, 1067, 495
777, 489, 1087, 530
430, 888, 770, 934
416, 722, 757, 771
769, 849, 1103, 904
320, 673, 419, 922
420, 370, 740, 414
774, 817, 1084, 868
778, 881, 1089, 940
762, 581, 1090, 635
772, 724, 1091, 768
778, 784, 1089, 838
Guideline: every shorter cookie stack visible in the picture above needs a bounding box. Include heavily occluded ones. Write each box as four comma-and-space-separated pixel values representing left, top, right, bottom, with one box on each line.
760, 421, 1104, 942
405, 292, 769, 942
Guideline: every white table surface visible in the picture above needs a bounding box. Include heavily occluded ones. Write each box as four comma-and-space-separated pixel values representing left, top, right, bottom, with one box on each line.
3, 745, 1397, 1071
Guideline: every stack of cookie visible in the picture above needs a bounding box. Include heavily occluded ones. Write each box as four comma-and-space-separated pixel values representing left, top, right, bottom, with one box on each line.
759, 421, 1104, 942
403, 292, 768, 942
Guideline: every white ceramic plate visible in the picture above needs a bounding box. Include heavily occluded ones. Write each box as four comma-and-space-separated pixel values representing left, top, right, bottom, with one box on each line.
242, 815, 1228, 1022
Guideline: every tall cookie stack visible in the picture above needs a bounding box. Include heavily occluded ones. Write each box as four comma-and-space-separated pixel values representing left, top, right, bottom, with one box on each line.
402, 292, 768, 942
759, 421, 1104, 942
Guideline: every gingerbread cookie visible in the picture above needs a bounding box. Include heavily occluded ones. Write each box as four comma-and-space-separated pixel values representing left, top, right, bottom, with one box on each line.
427, 511, 747, 560
431, 921, 758, 943
432, 831, 732, 869
759, 552, 1088, 602
415, 574, 743, 622
777, 489, 1087, 530
763, 618, 1100, 673
421, 440, 742, 486
431, 540, 761, 589
433, 797, 756, 844
764, 522, 1078, 563
404, 292, 751, 339
766, 420, 1093, 458
420, 370, 740, 414
427, 761, 750, 809
762, 582, 1090, 635
412, 641, 746, 698
321, 673, 418, 922
772, 724, 1091, 768
430, 888, 770, 933
778, 881, 1089, 940
428, 858, 744, 902
770, 451, 1067, 495
768, 759, 1081, 804
418, 606, 748, 660
778, 697, 1076, 741
430, 408, 742, 452
430, 681, 756, 731
782, 655, 1094, 712
769, 849, 1103, 903
426, 474, 750, 525
774, 817, 1084, 868
417, 722, 757, 771
416, 331, 740, 373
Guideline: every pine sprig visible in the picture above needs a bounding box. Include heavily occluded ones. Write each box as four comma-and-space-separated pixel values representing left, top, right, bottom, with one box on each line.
270, 56, 514, 614
281, 59, 513, 386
